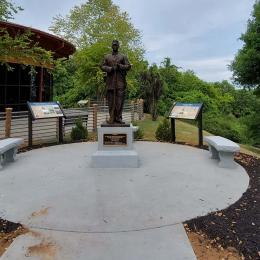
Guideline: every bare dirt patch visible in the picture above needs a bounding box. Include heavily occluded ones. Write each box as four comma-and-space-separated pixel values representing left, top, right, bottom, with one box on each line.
186, 228, 242, 260
0, 220, 28, 256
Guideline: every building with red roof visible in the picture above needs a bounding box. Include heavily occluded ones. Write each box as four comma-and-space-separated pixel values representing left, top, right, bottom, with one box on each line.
0, 21, 76, 111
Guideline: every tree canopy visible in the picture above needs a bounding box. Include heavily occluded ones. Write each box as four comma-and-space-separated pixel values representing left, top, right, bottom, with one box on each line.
140, 64, 164, 120
50, 0, 143, 54
0, 1, 54, 69
0, 0, 23, 21
0, 29, 54, 69
231, 0, 260, 91
51, 0, 146, 105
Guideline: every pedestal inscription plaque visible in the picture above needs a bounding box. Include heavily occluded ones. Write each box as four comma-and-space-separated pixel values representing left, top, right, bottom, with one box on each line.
104, 134, 127, 146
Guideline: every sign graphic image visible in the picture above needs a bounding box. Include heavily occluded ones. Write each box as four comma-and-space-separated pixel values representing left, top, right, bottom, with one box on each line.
28, 102, 64, 119
170, 103, 203, 120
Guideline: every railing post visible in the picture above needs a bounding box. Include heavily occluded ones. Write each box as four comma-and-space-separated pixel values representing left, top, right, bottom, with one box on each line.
93, 104, 98, 132
131, 100, 135, 122
5, 108, 13, 138
28, 113, 33, 148
139, 99, 144, 120
58, 117, 64, 144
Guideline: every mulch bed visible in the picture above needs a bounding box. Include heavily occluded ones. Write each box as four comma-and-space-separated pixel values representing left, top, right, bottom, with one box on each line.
0, 219, 22, 234
185, 153, 260, 260
0, 219, 26, 256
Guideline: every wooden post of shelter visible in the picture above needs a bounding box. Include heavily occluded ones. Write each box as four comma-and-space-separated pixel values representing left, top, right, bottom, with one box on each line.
93, 104, 98, 132
5, 108, 13, 138
39, 67, 44, 102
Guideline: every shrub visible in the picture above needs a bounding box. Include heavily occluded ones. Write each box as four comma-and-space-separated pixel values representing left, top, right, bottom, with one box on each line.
71, 118, 88, 141
155, 118, 171, 142
203, 113, 244, 143
133, 123, 144, 140
246, 113, 260, 146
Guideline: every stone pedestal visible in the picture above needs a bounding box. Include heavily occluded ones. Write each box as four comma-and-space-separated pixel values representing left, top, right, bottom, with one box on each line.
91, 124, 139, 168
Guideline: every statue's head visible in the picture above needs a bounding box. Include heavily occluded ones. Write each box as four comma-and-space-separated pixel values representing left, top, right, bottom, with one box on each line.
112, 40, 120, 52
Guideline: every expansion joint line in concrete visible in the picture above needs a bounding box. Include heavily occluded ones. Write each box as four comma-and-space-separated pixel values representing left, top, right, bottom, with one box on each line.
27, 221, 183, 234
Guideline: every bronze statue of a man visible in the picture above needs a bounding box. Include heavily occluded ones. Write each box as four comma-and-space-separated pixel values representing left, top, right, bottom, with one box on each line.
101, 40, 131, 124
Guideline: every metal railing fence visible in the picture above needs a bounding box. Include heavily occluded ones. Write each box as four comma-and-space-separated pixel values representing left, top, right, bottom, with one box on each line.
0, 100, 144, 147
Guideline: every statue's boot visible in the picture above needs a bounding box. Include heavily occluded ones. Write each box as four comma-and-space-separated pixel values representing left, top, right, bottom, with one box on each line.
115, 118, 125, 124
106, 117, 115, 124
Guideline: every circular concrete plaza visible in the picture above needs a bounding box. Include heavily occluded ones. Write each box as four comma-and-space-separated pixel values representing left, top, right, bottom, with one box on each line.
0, 142, 249, 233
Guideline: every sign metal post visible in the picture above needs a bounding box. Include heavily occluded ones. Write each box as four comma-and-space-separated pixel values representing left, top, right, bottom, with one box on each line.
171, 118, 176, 143
28, 112, 33, 148
27, 102, 65, 147
169, 102, 203, 147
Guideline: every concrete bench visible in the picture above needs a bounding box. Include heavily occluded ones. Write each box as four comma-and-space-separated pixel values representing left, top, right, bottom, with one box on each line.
204, 136, 240, 168
0, 138, 23, 169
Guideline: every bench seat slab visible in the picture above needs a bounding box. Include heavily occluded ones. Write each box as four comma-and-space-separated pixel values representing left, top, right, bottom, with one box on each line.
204, 136, 240, 169
204, 136, 239, 152
0, 138, 23, 169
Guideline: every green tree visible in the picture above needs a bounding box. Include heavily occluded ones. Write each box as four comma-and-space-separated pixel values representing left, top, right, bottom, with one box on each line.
247, 100, 260, 145
50, 0, 143, 52
159, 57, 180, 91
230, 1, 260, 91
0, 0, 23, 21
53, 58, 77, 97
140, 64, 164, 121
232, 89, 258, 118
0, 28, 55, 70
50, 0, 146, 105
0, 1, 54, 69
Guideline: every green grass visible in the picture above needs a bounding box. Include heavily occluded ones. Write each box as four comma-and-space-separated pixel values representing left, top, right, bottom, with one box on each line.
135, 114, 260, 158
240, 144, 260, 157
135, 114, 211, 144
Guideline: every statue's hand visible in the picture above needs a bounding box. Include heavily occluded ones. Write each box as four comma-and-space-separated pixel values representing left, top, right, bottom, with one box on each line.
111, 65, 118, 72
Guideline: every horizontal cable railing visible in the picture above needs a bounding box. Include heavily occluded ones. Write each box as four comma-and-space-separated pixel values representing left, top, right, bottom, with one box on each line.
0, 100, 144, 148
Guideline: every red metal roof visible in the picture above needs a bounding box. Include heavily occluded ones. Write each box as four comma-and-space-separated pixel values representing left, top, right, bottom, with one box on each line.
0, 21, 76, 58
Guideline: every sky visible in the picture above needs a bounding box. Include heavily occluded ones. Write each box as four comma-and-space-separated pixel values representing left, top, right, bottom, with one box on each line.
12, 0, 256, 82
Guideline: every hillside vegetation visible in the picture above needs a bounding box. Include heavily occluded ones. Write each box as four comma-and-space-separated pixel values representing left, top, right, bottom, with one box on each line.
135, 114, 260, 157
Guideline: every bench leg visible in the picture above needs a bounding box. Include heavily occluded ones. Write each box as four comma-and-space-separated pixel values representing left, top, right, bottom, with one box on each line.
209, 145, 219, 159
219, 151, 236, 168
5, 148, 18, 163
0, 154, 4, 170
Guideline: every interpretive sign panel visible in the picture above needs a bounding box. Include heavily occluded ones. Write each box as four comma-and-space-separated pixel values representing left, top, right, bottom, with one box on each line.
27, 102, 64, 120
169, 102, 204, 146
170, 103, 203, 120
103, 134, 127, 146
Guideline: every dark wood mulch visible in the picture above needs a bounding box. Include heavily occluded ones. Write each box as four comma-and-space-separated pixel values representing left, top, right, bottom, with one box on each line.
0, 218, 22, 234
185, 153, 260, 260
